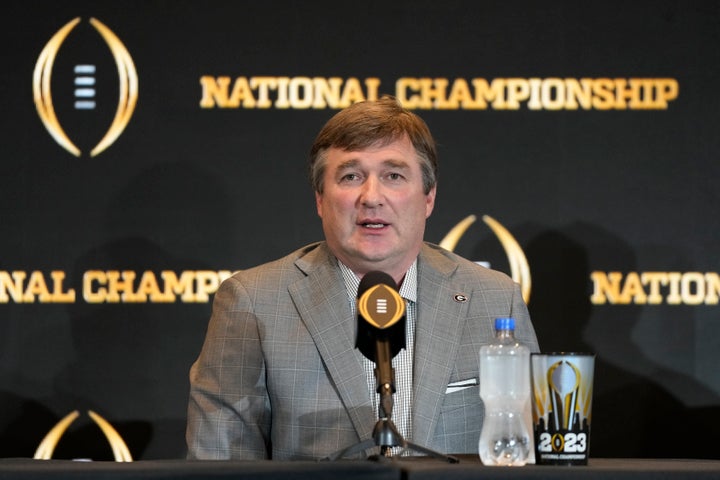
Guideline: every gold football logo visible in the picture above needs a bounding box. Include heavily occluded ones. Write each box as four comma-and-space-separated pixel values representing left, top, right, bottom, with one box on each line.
357, 284, 406, 329
439, 214, 531, 303
34, 410, 132, 461
33, 17, 138, 157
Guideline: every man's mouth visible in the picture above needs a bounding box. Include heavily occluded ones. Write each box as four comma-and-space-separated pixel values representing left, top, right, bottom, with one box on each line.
361, 223, 387, 229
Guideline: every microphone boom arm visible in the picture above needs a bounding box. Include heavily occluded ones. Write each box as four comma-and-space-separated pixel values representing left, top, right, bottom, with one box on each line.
375, 338, 395, 419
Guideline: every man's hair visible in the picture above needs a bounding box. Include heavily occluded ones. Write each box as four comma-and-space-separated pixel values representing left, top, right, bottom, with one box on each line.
309, 96, 438, 194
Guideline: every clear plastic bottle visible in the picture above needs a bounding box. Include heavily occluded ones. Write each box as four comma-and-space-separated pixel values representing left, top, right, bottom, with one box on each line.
478, 317, 531, 466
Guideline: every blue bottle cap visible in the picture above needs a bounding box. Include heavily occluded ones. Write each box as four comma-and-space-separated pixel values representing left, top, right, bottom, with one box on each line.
495, 317, 515, 331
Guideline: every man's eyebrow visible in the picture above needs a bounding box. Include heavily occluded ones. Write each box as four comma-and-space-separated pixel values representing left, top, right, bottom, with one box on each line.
337, 159, 360, 170
335, 158, 410, 171
382, 159, 410, 169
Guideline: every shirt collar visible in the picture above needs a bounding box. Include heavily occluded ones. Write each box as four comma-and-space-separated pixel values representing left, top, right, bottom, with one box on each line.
338, 259, 417, 304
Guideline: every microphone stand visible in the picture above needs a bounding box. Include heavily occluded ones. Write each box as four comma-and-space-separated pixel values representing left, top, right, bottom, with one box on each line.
324, 340, 458, 463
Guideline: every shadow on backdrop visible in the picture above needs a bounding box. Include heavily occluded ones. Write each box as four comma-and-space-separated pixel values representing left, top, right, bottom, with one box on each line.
49, 161, 233, 459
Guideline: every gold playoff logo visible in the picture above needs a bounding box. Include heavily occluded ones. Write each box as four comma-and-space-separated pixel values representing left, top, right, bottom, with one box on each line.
357, 284, 406, 329
440, 214, 531, 303
33, 17, 138, 157
34, 410, 132, 462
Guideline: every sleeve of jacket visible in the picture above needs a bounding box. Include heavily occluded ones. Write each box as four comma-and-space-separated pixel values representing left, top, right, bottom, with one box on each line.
186, 275, 271, 460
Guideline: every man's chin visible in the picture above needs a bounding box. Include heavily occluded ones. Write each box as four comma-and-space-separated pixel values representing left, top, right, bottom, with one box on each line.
354, 250, 404, 272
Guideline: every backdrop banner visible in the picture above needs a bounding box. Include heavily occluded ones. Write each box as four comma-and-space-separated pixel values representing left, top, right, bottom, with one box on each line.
1, 0, 719, 460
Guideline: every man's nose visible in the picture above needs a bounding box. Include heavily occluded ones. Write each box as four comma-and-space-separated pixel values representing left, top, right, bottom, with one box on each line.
359, 177, 384, 207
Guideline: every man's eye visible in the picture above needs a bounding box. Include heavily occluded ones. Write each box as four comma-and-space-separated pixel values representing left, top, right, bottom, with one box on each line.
340, 173, 360, 182
387, 172, 404, 181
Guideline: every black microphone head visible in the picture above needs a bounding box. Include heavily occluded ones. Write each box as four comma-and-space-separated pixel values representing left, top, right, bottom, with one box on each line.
357, 271, 397, 298
355, 271, 406, 361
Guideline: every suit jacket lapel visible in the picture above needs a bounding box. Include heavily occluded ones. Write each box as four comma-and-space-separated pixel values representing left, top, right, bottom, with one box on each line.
412, 245, 469, 447
288, 244, 377, 441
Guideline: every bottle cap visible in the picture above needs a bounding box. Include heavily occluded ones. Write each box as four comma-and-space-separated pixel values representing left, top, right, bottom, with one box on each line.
494, 317, 515, 331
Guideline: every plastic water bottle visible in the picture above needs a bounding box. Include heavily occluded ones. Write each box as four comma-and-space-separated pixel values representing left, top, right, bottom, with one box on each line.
478, 317, 531, 466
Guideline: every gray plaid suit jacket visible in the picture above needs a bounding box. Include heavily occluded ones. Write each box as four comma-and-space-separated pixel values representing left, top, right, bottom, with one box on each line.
186, 241, 539, 460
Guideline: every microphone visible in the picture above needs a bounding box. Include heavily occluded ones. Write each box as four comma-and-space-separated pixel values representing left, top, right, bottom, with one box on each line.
355, 271, 406, 419
328, 275, 460, 461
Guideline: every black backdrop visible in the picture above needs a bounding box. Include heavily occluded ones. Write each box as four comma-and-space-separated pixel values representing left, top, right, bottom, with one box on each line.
2, 0, 720, 460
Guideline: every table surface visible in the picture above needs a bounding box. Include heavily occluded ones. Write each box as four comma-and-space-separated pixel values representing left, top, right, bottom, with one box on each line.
400, 456, 720, 479
2, 456, 720, 480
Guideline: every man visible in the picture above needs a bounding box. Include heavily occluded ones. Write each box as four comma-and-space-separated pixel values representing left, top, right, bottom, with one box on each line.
186, 96, 539, 460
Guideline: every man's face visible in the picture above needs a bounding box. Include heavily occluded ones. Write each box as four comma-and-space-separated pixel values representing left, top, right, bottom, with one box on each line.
315, 135, 436, 280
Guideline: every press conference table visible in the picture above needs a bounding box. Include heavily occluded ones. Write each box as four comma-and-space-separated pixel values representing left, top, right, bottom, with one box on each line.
2, 456, 720, 480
